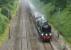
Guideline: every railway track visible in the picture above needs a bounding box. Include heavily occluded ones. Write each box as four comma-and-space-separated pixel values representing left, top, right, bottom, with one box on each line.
43, 42, 54, 50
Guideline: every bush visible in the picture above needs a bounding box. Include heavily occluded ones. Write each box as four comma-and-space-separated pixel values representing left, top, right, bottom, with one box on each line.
0, 13, 9, 34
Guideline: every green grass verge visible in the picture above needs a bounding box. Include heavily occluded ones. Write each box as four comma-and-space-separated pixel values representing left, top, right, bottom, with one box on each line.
0, 24, 9, 47
0, 13, 9, 47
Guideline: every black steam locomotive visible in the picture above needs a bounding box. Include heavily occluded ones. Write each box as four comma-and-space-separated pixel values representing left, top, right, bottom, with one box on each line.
34, 12, 52, 42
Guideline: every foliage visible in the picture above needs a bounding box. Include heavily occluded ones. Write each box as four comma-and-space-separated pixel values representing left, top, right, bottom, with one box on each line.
0, 0, 18, 46
0, 14, 9, 34
0, 0, 16, 7
0, 0, 18, 34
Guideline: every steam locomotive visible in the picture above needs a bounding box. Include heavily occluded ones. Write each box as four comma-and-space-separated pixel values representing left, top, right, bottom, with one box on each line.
33, 12, 52, 42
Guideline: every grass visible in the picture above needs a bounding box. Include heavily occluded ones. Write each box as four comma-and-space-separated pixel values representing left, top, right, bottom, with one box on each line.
0, 25, 9, 47
0, 13, 9, 47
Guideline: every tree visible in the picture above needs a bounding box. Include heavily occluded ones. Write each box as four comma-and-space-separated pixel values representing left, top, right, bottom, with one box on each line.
0, 0, 17, 7
55, 0, 67, 10
40, 0, 51, 4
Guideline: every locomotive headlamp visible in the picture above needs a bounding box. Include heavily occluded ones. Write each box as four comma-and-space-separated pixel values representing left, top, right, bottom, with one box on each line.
41, 33, 44, 36
49, 33, 52, 36
45, 34, 48, 36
